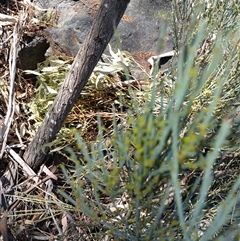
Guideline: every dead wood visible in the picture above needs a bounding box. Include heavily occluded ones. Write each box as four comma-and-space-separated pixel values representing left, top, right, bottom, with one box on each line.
23, 0, 130, 171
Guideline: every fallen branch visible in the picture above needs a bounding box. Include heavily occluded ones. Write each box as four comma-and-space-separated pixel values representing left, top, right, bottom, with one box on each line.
23, 0, 131, 171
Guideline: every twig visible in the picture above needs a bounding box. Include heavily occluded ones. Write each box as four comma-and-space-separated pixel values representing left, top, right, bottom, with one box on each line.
6, 165, 57, 213
22, 0, 49, 11
7, 175, 54, 213
0, 21, 19, 159
15, 125, 24, 147
45, 179, 62, 235
79, 0, 97, 11
5, 145, 39, 183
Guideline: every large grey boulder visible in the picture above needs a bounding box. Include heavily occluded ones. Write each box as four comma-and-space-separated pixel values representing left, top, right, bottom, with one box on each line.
36, 0, 173, 57
18, 0, 173, 72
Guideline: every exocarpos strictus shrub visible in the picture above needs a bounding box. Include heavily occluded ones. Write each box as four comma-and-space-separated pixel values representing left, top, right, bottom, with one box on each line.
58, 0, 240, 240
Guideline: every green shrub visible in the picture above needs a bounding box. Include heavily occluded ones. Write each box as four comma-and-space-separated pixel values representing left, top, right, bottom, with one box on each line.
57, 0, 240, 240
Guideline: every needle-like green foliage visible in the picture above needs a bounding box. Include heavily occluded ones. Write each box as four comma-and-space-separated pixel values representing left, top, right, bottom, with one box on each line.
28, 0, 240, 240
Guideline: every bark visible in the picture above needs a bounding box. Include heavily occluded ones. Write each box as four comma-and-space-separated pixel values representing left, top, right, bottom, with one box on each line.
23, 0, 130, 171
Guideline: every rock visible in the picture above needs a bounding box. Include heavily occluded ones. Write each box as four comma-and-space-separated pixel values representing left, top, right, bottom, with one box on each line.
18, 36, 49, 70
34, 0, 173, 65
16, 0, 173, 74
116, 0, 173, 53
44, 16, 93, 56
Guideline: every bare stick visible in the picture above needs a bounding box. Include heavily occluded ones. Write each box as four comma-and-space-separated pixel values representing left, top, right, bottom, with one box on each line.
0, 22, 19, 159
23, 0, 130, 171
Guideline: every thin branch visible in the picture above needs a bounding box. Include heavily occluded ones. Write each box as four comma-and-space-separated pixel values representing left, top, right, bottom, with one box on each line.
0, 22, 19, 159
